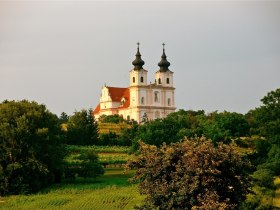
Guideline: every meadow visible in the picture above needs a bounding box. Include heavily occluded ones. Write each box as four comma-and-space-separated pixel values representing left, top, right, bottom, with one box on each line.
65, 145, 134, 167
0, 168, 144, 210
0, 146, 144, 210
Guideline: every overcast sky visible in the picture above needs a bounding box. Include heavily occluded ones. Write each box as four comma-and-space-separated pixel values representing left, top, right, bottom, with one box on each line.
0, 1, 279, 116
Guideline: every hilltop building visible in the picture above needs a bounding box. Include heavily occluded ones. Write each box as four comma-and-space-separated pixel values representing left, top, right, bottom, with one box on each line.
93, 43, 176, 123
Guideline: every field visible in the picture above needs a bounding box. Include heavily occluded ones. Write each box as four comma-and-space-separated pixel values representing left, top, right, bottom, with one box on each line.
0, 168, 144, 210
0, 146, 144, 210
98, 123, 131, 135
66, 145, 134, 166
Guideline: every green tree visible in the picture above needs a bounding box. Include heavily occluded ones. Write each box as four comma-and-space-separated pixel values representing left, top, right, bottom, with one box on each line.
79, 151, 104, 179
199, 111, 249, 144
98, 114, 125, 123
59, 112, 69, 124
127, 137, 252, 210
67, 109, 99, 145
64, 151, 104, 180
0, 100, 65, 195
248, 88, 280, 139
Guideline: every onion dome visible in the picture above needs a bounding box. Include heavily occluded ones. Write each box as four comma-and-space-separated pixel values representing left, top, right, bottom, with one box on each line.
158, 43, 170, 72
132, 42, 145, 70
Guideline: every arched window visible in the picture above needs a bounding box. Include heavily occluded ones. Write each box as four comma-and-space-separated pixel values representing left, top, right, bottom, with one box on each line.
158, 78, 161, 84
167, 98, 171, 106
154, 91, 159, 102
133, 77, 135, 83
140, 76, 144, 83
166, 78, 170, 84
141, 97, 145, 105
127, 115, 130, 121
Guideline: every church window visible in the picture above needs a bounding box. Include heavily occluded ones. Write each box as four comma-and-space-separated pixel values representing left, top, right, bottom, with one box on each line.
140, 76, 144, 83
166, 78, 170, 84
158, 78, 161, 84
168, 98, 171, 106
154, 91, 159, 102
141, 97, 145, 105
133, 77, 135, 83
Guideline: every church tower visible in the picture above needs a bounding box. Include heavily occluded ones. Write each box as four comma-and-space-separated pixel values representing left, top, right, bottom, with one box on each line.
129, 43, 148, 121
155, 43, 174, 87
154, 43, 175, 115
130, 43, 148, 87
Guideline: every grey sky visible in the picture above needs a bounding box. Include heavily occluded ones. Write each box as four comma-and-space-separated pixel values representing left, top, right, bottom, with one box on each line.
0, 1, 279, 116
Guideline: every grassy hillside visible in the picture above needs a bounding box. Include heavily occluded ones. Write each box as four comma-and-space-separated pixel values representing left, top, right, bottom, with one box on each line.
98, 123, 131, 135
0, 168, 144, 210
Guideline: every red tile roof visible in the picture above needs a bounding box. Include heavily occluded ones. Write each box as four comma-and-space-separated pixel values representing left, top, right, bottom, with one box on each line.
119, 88, 130, 109
93, 103, 100, 114
93, 86, 130, 115
107, 87, 128, 102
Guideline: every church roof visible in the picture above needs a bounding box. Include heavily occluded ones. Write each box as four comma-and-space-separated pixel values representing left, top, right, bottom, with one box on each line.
93, 104, 100, 114
107, 87, 129, 102
93, 86, 130, 115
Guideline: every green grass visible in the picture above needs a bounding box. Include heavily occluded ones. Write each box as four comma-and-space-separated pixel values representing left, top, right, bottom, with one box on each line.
0, 168, 144, 210
98, 123, 131, 135
66, 145, 130, 153
65, 145, 134, 166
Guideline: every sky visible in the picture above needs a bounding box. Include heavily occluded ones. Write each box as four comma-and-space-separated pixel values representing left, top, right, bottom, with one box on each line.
0, 1, 280, 116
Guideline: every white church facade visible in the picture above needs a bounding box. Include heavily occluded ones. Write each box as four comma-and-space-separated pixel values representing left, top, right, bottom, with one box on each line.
93, 43, 176, 123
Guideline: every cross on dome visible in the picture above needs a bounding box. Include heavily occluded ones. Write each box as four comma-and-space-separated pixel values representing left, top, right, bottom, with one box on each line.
132, 42, 145, 70
158, 42, 170, 71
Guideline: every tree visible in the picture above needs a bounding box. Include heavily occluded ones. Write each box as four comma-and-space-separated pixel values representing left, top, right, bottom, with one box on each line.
127, 137, 252, 210
248, 88, 280, 139
67, 109, 99, 145
0, 100, 65, 195
98, 114, 125, 123
79, 151, 104, 179
59, 112, 69, 124
64, 150, 104, 180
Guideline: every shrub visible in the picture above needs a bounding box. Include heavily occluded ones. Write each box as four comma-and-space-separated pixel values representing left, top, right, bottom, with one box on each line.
127, 137, 252, 209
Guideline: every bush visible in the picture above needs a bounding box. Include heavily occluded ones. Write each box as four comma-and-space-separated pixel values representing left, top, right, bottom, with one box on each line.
127, 137, 252, 209
64, 151, 104, 180
252, 169, 275, 189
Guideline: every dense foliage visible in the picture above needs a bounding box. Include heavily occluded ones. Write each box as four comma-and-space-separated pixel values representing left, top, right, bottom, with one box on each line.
99, 114, 126, 124
131, 109, 249, 149
65, 150, 104, 180
127, 137, 252, 210
241, 88, 280, 209
67, 109, 99, 145
0, 100, 65, 195
98, 123, 138, 146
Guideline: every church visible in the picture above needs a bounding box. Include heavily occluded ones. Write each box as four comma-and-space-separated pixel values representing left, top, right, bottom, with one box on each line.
93, 43, 176, 123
